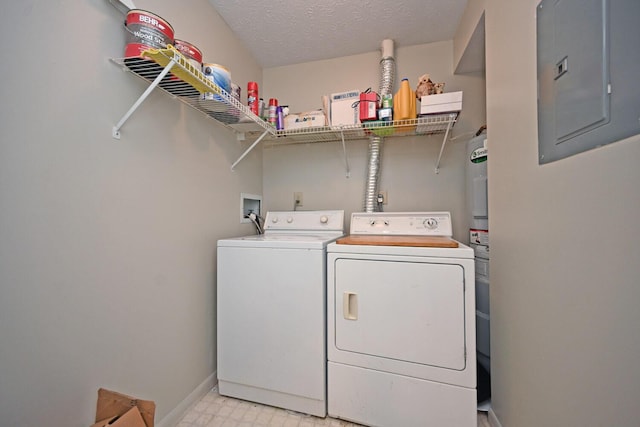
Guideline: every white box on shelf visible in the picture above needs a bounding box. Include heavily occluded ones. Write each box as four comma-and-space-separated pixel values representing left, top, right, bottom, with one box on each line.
285, 110, 327, 130
330, 90, 360, 126
420, 91, 463, 115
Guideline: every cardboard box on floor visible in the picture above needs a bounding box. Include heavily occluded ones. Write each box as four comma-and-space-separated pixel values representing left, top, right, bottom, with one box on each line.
91, 406, 145, 427
91, 388, 155, 427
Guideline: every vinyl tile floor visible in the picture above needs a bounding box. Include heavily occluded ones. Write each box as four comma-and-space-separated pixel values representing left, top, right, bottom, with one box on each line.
176, 387, 491, 427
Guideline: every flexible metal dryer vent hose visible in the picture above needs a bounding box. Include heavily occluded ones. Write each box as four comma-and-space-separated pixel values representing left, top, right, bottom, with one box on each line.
363, 40, 395, 212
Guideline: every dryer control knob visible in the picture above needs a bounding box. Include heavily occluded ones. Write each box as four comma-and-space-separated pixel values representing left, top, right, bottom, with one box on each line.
271, 216, 279, 223
424, 218, 438, 229
287, 217, 293, 223
320, 215, 329, 224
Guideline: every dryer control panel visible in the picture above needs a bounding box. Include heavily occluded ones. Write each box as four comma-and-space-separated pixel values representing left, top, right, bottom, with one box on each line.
350, 212, 453, 236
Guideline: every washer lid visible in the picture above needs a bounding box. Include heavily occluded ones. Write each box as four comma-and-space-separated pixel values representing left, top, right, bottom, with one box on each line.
218, 232, 344, 249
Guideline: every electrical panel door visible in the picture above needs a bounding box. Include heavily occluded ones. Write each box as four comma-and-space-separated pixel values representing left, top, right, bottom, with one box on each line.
537, 0, 640, 164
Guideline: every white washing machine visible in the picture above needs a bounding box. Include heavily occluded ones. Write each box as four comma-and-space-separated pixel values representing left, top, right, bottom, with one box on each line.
217, 210, 344, 417
327, 212, 476, 427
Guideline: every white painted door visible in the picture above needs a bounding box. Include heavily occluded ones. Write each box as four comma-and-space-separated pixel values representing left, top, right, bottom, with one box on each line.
334, 258, 466, 370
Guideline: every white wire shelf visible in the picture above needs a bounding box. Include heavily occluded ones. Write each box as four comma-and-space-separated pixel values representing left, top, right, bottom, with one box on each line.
264, 113, 458, 174
263, 114, 458, 147
111, 46, 459, 172
110, 50, 273, 138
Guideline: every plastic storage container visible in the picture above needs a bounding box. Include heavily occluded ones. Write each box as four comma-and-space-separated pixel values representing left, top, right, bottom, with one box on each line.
393, 78, 416, 121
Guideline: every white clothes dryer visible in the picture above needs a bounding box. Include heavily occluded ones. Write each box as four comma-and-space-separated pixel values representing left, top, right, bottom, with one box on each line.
327, 212, 476, 427
217, 210, 344, 417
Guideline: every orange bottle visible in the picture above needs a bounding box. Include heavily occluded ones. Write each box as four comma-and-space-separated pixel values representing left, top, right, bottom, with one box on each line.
393, 78, 417, 122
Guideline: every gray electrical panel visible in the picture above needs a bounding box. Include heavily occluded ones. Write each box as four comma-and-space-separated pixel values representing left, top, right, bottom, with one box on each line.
536, 0, 640, 164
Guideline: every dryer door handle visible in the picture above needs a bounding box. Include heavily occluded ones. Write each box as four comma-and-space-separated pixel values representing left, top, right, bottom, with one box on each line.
343, 292, 358, 320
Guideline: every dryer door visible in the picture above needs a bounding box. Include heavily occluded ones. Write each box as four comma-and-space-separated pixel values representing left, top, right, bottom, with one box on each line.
334, 258, 466, 370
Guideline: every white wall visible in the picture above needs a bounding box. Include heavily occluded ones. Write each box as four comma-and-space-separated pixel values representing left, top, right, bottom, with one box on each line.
0, 1, 261, 425
262, 41, 486, 240
485, 1, 640, 426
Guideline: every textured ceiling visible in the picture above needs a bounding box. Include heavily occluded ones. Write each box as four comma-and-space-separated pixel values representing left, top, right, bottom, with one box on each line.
207, 0, 468, 68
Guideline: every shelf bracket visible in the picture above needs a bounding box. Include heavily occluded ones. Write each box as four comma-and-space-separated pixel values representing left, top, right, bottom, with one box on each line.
340, 130, 351, 178
108, 0, 135, 15
231, 129, 270, 171
112, 58, 177, 139
434, 114, 456, 174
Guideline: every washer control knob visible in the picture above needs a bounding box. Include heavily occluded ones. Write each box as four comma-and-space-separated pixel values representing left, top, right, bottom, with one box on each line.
271, 216, 279, 223
287, 217, 293, 223
424, 218, 438, 229
320, 215, 329, 224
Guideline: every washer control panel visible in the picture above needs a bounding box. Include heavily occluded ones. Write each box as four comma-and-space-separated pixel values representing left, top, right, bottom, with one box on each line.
264, 210, 344, 232
350, 212, 453, 236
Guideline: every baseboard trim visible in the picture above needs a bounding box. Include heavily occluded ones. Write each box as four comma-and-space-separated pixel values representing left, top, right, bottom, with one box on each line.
488, 407, 503, 427
156, 372, 217, 427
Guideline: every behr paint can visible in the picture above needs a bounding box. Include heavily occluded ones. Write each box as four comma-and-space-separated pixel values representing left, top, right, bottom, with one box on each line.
123, 10, 175, 80
124, 10, 174, 58
163, 39, 203, 97
174, 39, 203, 70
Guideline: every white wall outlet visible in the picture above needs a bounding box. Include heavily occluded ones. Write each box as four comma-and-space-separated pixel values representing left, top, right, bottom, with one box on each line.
294, 192, 303, 207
